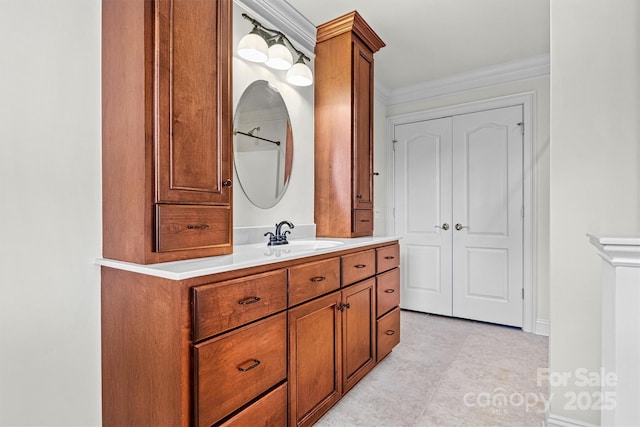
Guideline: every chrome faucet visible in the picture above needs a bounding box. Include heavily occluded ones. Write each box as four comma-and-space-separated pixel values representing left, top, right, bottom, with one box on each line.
264, 220, 295, 246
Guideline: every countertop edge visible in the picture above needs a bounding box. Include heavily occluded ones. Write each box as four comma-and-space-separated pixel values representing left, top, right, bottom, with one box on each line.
97, 236, 400, 280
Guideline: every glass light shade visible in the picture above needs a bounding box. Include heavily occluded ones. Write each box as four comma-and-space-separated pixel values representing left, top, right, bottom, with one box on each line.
265, 42, 293, 70
237, 32, 268, 63
286, 61, 313, 87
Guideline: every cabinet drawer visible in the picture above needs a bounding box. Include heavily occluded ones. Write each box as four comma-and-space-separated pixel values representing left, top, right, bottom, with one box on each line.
353, 209, 373, 235
289, 257, 340, 306
193, 270, 287, 341
194, 313, 287, 427
376, 268, 400, 317
377, 307, 400, 362
218, 382, 287, 427
376, 244, 399, 273
342, 249, 375, 286
156, 204, 231, 252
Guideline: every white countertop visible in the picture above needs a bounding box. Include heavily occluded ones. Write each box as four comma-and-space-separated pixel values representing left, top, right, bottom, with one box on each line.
96, 236, 400, 280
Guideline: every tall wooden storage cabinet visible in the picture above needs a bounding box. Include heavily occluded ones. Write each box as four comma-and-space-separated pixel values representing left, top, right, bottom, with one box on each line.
102, 0, 233, 264
314, 11, 385, 237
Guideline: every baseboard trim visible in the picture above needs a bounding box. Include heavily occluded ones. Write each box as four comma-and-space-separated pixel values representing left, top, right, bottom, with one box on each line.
536, 319, 550, 336
546, 413, 598, 427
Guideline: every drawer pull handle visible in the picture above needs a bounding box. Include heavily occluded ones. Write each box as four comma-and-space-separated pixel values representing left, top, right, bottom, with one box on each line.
354, 264, 367, 269
238, 296, 261, 305
222, 179, 232, 187
186, 224, 210, 230
237, 359, 260, 372
360, 219, 370, 222
384, 289, 395, 294
384, 256, 395, 260
385, 330, 395, 336
310, 276, 326, 283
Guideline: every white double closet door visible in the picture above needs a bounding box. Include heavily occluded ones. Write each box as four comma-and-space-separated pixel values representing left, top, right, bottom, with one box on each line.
394, 105, 524, 327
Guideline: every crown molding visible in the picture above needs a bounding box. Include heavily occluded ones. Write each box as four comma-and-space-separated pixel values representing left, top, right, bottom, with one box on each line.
383, 53, 550, 106
234, 0, 316, 58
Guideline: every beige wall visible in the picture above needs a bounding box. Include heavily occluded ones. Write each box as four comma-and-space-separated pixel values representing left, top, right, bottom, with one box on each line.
549, 0, 640, 424
0, 0, 102, 425
232, 2, 315, 228
379, 76, 551, 327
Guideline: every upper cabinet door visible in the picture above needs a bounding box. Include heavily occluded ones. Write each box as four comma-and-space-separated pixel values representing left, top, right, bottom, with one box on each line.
155, 0, 232, 205
352, 39, 374, 210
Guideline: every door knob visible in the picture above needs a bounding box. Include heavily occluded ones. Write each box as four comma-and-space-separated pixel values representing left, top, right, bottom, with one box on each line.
434, 223, 450, 231
455, 223, 467, 231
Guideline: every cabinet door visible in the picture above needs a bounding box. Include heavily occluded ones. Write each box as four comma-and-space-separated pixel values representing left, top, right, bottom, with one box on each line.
288, 292, 342, 427
342, 278, 376, 393
155, 0, 232, 205
352, 39, 374, 211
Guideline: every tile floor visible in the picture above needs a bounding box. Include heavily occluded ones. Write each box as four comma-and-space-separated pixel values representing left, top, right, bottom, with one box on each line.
316, 310, 549, 427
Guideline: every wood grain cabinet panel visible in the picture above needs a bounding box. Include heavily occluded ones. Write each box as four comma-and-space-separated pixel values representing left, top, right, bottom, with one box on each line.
288, 292, 343, 427
314, 11, 384, 238
218, 383, 288, 427
376, 243, 400, 273
156, 204, 231, 253
342, 249, 376, 286
342, 278, 376, 393
194, 313, 287, 427
155, 0, 231, 205
193, 269, 287, 341
289, 257, 341, 306
376, 268, 400, 318
377, 307, 401, 362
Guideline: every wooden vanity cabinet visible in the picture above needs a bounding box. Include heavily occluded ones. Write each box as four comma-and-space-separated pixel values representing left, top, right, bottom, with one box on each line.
102, 0, 233, 264
314, 11, 385, 238
102, 241, 399, 427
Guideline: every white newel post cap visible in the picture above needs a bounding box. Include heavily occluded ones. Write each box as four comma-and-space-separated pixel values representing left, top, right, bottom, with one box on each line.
588, 234, 640, 268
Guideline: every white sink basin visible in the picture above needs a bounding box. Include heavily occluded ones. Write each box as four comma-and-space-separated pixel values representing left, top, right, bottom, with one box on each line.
251, 240, 344, 250
287, 240, 344, 249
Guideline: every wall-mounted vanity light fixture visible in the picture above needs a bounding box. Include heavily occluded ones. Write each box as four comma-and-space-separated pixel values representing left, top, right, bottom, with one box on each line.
237, 13, 313, 87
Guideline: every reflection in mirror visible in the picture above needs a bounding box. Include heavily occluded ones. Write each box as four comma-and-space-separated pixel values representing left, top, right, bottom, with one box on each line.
234, 80, 293, 209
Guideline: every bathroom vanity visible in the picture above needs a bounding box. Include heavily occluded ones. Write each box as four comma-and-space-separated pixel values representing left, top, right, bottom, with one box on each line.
99, 238, 400, 426
100, 1, 396, 425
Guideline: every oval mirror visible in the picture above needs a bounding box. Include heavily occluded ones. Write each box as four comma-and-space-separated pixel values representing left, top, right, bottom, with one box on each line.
234, 80, 293, 209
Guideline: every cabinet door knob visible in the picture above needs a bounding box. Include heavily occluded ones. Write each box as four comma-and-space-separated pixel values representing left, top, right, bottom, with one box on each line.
356, 194, 363, 199
223, 179, 232, 187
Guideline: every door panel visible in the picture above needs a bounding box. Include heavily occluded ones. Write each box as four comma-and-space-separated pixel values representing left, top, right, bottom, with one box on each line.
394, 118, 452, 316
452, 106, 523, 327
353, 39, 374, 210
394, 105, 523, 327
155, 0, 231, 204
